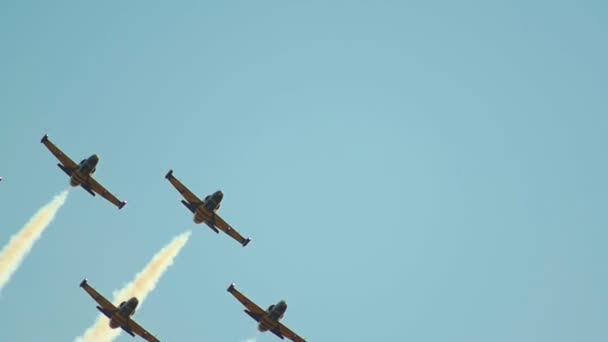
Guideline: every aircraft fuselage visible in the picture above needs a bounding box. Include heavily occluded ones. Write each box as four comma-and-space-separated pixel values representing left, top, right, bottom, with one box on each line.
109, 297, 138, 329
258, 301, 288, 332
69, 154, 99, 187
194, 190, 223, 223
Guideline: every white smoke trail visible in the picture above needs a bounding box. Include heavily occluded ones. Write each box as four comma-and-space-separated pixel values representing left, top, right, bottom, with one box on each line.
76, 231, 191, 342
0, 191, 68, 292
241, 332, 260, 342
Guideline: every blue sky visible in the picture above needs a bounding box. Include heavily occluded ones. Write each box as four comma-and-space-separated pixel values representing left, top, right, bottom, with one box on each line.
1, 1, 607, 341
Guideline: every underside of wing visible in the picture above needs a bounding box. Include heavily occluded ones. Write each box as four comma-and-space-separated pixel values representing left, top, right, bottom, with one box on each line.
276, 322, 307, 342
120, 325, 136, 337
127, 318, 161, 342
80, 279, 118, 313
85, 177, 127, 209
96, 305, 115, 319
212, 214, 251, 246
244, 309, 264, 322
41, 134, 78, 170
227, 283, 266, 317
165, 169, 203, 206
81, 183, 96, 196
270, 326, 286, 340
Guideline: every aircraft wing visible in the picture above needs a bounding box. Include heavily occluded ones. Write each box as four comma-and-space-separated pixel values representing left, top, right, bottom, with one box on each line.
211, 213, 251, 246
80, 278, 118, 314
125, 317, 162, 342
165, 169, 203, 206
40, 134, 78, 170
84, 177, 127, 209
272, 322, 307, 342
227, 283, 265, 318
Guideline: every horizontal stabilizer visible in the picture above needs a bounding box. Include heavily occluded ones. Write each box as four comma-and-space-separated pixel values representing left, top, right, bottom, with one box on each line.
181, 200, 195, 213
244, 309, 262, 322
57, 163, 73, 176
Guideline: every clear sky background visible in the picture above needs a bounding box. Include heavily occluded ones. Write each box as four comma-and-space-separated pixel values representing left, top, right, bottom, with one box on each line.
0, 1, 606, 341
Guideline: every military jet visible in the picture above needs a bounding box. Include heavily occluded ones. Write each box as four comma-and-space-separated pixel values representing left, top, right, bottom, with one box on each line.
41, 134, 127, 209
79, 279, 161, 342
227, 283, 306, 342
165, 169, 251, 246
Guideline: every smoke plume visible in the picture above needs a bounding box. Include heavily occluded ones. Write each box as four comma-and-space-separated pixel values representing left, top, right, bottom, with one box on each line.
76, 231, 191, 342
0, 191, 68, 292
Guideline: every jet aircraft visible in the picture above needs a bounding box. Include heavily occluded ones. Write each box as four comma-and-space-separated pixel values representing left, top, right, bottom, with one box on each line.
79, 279, 161, 342
41, 134, 127, 209
165, 169, 251, 246
227, 283, 306, 342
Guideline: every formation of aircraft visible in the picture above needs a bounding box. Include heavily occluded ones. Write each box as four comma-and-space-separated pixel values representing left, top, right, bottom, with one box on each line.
80, 279, 161, 342
40, 134, 127, 209
165, 169, 251, 246
228, 283, 307, 342
36, 134, 306, 341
